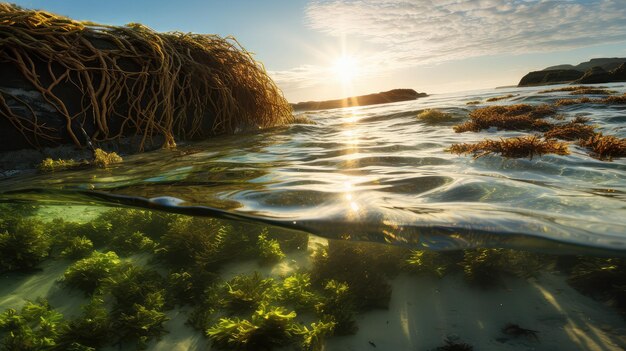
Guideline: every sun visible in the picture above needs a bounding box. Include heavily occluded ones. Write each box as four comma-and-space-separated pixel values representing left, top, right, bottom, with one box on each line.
333, 55, 359, 84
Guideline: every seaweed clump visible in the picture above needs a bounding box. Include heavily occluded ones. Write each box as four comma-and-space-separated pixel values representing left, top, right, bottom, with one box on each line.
92, 148, 123, 168
578, 133, 626, 161
544, 121, 596, 141
448, 135, 569, 159
0, 217, 50, 272
566, 257, 626, 317
0, 4, 293, 151
486, 94, 516, 102
453, 104, 556, 133
417, 109, 456, 123
0, 298, 66, 350
461, 249, 545, 287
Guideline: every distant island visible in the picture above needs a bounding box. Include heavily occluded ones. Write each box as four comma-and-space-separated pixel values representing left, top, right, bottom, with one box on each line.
291, 89, 428, 111
518, 58, 626, 86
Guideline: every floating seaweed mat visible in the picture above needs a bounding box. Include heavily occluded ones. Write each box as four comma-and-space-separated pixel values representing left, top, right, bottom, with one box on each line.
453, 104, 556, 133
448, 135, 570, 159
0, 4, 293, 151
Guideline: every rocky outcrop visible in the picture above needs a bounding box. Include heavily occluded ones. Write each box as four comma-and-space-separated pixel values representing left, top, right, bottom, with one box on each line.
518, 70, 584, 87
518, 58, 626, 87
574, 63, 626, 84
291, 89, 428, 111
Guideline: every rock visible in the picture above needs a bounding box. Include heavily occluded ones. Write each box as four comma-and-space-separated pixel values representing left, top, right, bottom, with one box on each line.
291, 89, 428, 111
518, 70, 584, 87
518, 57, 626, 87
574, 66, 612, 84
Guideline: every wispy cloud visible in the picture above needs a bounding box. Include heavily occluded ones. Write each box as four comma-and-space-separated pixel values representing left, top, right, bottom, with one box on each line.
271, 0, 626, 91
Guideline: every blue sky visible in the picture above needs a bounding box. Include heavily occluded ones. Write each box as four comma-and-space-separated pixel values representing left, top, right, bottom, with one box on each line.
11, 0, 626, 102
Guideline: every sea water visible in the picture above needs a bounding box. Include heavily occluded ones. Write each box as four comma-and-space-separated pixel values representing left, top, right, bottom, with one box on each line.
0, 83, 625, 350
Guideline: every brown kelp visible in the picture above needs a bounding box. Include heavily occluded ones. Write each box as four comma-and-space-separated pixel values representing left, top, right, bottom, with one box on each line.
448, 135, 569, 159
0, 4, 293, 151
578, 133, 626, 160
454, 104, 556, 133
486, 94, 516, 102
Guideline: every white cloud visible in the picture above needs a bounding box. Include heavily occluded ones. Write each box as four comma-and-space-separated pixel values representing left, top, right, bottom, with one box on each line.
272, 0, 626, 92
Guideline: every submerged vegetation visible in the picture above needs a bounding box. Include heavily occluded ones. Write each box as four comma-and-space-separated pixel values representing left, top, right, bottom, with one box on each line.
1, 205, 626, 350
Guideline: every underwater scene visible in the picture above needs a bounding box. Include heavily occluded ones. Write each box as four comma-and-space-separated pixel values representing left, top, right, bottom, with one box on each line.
1, 84, 626, 351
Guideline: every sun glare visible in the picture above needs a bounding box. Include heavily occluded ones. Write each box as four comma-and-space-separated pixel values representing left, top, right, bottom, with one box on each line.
333, 55, 359, 84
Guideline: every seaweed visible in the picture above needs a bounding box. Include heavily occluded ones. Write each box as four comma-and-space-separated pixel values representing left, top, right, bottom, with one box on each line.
107, 265, 165, 314
277, 273, 320, 311
59, 236, 94, 259
117, 292, 169, 349
417, 109, 456, 123
157, 216, 256, 271
0, 4, 293, 151
257, 228, 285, 265
406, 250, 463, 278
297, 319, 336, 351
567, 257, 626, 315
223, 272, 278, 313
554, 97, 592, 106
461, 249, 546, 288
206, 305, 299, 351
310, 240, 400, 310
92, 149, 122, 168
94, 208, 176, 242
61, 251, 122, 295
486, 94, 516, 102
538, 86, 608, 93
465, 101, 481, 105
448, 135, 569, 159
453, 104, 556, 133
37, 158, 85, 172
600, 93, 626, 104
544, 121, 596, 141
315, 280, 357, 335
578, 133, 626, 160
0, 299, 67, 350
0, 217, 50, 272
109, 231, 155, 256
262, 227, 308, 253
57, 298, 114, 349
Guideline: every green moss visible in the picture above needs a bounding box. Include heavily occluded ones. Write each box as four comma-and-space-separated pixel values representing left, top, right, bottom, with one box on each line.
61, 251, 122, 295
0, 217, 50, 272
0, 299, 67, 350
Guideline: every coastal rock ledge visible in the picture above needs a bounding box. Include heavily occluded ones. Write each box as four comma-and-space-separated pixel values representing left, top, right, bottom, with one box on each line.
0, 4, 293, 158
